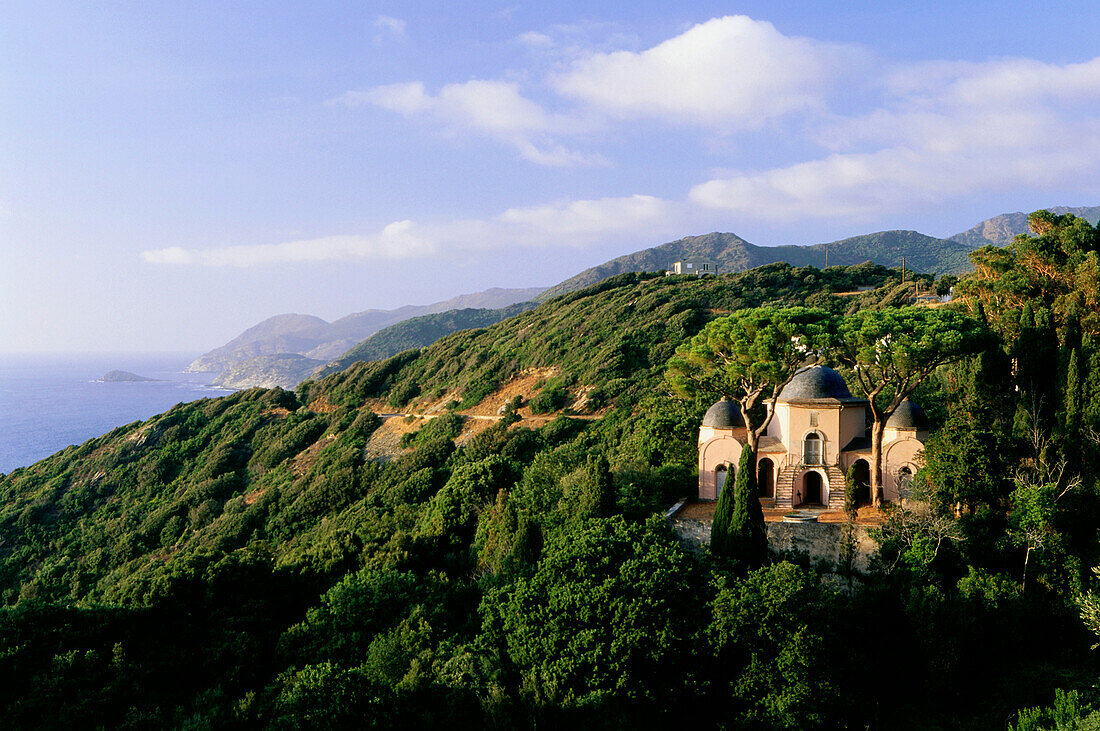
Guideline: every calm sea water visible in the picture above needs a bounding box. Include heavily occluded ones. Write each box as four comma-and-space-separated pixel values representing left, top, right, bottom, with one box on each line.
0, 353, 234, 474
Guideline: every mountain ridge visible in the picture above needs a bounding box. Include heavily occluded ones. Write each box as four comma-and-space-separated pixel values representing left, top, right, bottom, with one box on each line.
536, 229, 970, 301
948, 205, 1100, 247
187, 287, 546, 375
190, 206, 1097, 389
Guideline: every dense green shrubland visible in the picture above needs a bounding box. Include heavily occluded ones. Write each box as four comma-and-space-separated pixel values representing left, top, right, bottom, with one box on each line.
318, 302, 537, 377
2, 242, 1100, 728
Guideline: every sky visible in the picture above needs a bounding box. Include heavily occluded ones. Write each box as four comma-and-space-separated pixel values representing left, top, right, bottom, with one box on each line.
3, 1, 1099, 353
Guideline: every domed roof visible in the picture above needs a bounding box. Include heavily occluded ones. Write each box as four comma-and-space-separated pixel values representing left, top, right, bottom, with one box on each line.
886, 399, 929, 430
777, 365, 856, 403
702, 398, 743, 428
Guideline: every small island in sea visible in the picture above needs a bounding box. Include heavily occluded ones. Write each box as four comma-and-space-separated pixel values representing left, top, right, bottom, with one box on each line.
100, 370, 159, 382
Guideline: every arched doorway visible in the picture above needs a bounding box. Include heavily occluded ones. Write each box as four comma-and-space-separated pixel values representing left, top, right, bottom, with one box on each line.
757, 458, 774, 498
852, 459, 871, 505
796, 471, 824, 507
803, 432, 823, 465
715, 464, 729, 497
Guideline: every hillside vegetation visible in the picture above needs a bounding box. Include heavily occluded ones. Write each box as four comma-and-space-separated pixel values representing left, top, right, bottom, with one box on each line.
3, 211, 1100, 730
306, 263, 915, 415
537, 229, 971, 301
0, 262, 941, 727
313, 302, 536, 380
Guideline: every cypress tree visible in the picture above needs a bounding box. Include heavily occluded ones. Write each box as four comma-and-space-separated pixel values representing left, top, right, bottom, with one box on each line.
711, 446, 768, 568
1065, 347, 1082, 436
1062, 347, 1083, 471
1084, 340, 1100, 434
710, 463, 738, 558
844, 465, 860, 519
968, 342, 1015, 428
1015, 303, 1060, 439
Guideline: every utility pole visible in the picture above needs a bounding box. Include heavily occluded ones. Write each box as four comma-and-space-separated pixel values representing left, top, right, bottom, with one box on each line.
901, 256, 906, 285
824, 244, 829, 268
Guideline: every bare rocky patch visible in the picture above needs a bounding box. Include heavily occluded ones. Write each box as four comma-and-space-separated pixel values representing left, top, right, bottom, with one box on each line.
364, 416, 425, 462
291, 433, 337, 475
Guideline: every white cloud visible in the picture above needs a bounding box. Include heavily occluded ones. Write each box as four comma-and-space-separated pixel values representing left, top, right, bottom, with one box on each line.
375, 15, 406, 39
691, 55, 1100, 219
552, 15, 866, 127
336, 79, 603, 166
348, 17, 864, 164
141, 221, 432, 267
141, 195, 676, 267
517, 31, 554, 49
496, 194, 674, 240
292, 18, 1100, 247
141, 246, 195, 265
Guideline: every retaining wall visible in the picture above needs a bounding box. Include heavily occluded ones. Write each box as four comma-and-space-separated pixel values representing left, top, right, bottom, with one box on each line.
672, 518, 878, 573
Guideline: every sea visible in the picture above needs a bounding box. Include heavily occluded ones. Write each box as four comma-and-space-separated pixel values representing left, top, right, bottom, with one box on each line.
0, 353, 234, 474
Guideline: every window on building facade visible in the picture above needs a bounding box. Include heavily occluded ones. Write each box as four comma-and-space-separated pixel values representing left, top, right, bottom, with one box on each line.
809, 412, 818, 427
803, 432, 823, 465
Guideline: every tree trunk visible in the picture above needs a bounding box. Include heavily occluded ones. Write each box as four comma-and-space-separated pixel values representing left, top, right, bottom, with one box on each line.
870, 419, 887, 507
742, 392, 783, 455
744, 417, 759, 454
740, 398, 761, 454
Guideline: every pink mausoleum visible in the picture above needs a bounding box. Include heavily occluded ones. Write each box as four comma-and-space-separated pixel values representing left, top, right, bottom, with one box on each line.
698, 365, 928, 508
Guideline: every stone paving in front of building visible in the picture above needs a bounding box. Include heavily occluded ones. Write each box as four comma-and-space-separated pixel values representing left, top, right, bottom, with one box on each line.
674, 499, 887, 526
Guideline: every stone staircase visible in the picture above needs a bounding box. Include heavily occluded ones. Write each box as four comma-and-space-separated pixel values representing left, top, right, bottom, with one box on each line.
776, 466, 797, 506
774, 463, 848, 510
824, 465, 847, 509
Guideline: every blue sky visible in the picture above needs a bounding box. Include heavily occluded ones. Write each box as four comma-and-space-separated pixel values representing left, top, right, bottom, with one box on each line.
3, 1, 1098, 352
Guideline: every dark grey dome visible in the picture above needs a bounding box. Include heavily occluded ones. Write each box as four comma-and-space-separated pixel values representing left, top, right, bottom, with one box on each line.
777, 365, 854, 402
886, 399, 929, 430
702, 398, 743, 428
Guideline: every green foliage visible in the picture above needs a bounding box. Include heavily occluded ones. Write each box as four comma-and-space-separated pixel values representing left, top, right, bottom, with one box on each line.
709, 461, 738, 558
667, 306, 833, 410
707, 563, 841, 728
318, 264, 904, 415
837, 305, 990, 499
838, 307, 990, 397
480, 516, 697, 715
844, 465, 859, 518
539, 230, 969, 302
1009, 689, 1100, 731
527, 381, 570, 414
578, 453, 614, 517
326, 303, 536, 374
727, 446, 768, 568
712, 448, 767, 567
399, 412, 463, 449
963, 211, 1100, 338
417, 456, 515, 546
4, 251, 1100, 728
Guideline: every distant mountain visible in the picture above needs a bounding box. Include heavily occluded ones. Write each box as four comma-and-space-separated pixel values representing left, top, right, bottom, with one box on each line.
312, 303, 537, 382
211, 353, 326, 390
949, 206, 1100, 248
188, 287, 546, 379
192, 206, 1099, 389
537, 230, 970, 301
187, 314, 332, 373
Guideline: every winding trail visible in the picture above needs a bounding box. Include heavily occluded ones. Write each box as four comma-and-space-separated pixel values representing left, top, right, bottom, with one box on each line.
375, 412, 598, 422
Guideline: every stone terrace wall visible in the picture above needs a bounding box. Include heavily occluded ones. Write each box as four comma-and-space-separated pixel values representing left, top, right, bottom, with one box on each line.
672, 518, 878, 573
